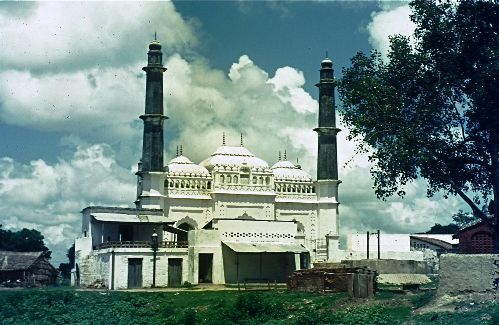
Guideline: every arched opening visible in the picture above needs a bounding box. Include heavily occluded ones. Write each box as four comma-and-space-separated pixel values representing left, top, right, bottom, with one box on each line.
177, 222, 194, 242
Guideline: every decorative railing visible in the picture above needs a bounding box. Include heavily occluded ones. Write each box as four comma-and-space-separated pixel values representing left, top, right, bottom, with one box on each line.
94, 240, 188, 250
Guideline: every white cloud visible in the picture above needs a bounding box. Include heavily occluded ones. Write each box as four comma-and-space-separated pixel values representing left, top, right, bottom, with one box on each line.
0, 143, 135, 263
0, 2, 196, 72
367, 4, 415, 57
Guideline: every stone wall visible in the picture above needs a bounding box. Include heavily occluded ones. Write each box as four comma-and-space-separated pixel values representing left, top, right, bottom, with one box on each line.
438, 254, 499, 296
336, 259, 430, 274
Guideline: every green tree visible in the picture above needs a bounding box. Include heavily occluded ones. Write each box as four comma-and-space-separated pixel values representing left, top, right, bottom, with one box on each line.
0, 225, 52, 258
338, 1, 499, 245
423, 223, 459, 234
58, 243, 75, 279
452, 209, 481, 228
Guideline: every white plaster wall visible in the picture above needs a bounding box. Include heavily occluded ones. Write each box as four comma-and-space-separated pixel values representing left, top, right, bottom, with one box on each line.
93, 248, 188, 289
75, 236, 92, 258
348, 234, 411, 252
215, 219, 296, 243
188, 230, 223, 284
329, 250, 424, 262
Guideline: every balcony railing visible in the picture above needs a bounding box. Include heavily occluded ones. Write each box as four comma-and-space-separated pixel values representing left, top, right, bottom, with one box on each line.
94, 240, 188, 250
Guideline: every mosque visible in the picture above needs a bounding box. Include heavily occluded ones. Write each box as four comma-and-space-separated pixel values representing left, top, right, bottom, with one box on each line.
73, 39, 341, 289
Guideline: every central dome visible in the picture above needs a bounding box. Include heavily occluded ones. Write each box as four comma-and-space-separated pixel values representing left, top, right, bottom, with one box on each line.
200, 146, 269, 171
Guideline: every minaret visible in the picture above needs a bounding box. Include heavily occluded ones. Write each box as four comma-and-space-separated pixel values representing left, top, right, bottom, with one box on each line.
314, 57, 339, 180
136, 38, 168, 209
140, 38, 168, 172
314, 56, 341, 261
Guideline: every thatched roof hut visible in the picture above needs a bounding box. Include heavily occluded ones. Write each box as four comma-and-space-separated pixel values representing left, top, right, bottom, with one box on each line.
0, 251, 57, 287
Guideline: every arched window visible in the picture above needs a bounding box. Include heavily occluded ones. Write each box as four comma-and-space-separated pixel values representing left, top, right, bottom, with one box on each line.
220, 175, 225, 183
227, 175, 232, 183
234, 176, 238, 184
207, 181, 211, 189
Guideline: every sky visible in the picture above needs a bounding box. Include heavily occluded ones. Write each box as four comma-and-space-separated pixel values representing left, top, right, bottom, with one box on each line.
0, 1, 469, 265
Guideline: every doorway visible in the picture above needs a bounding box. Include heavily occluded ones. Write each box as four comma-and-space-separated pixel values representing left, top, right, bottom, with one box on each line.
127, 258, 143, 288
198, 253, 213, 283
168, 258, 182, 287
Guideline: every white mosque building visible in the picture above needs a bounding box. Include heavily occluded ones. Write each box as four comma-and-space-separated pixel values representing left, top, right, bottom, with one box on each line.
74, 39, 341, 289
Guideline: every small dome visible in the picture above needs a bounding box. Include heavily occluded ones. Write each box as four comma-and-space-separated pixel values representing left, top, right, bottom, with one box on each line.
271, 160, 312, 182
321, 57, 333, 68
200, 146, 269, 171
149, 40, 161, 51
167, 155, 210, 176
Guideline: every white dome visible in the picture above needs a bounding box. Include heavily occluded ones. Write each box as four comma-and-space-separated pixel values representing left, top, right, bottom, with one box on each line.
200, 146, 269, 171
167, 155, 210, 176
271, 160, 312, 181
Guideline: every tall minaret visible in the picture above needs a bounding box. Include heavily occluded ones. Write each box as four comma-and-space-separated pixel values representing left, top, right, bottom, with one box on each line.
136, 38, 168, 209
314, 57, 341, 261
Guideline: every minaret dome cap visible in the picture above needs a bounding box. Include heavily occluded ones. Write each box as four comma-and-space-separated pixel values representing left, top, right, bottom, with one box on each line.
321, 57, 333, 67
149, 40, 161, 51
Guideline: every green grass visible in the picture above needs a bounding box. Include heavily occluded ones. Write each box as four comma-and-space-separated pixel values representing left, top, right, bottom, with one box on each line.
0, 287, 494, 325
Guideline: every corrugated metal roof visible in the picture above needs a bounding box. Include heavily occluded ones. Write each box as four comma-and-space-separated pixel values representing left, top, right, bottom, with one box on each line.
223, 241, 308, 253
0, 251, 43, 271
91, 213, 166, 223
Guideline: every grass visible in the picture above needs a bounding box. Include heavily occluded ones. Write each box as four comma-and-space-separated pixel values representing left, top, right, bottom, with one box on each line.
0, 287, 496, 324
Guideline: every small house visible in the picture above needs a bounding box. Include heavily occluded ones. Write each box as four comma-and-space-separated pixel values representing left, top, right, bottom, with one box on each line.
0, 251, 58, 287
453, 220, 494, 253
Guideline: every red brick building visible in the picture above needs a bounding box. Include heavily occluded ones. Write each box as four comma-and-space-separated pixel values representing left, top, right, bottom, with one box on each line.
453, 221, 495, 253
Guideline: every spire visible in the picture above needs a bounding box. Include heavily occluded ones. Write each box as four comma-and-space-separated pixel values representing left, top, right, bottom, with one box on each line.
284, 150, 287, 160
240, 133, 244, 146
278, 151, 282, 161
222, 132, 226, 146
180, 144, 183, 156
176, 145, 179, 157
154, 31, 157, 41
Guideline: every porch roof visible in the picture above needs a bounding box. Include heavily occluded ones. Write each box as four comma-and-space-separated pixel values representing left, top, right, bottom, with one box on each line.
91, 213, 166, 223
223, 241, 308, 254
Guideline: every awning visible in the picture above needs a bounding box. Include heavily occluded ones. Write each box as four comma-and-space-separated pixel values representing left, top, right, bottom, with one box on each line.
163, 224, 188, 234
91, 213, 165, 223
223, 241, 309, 254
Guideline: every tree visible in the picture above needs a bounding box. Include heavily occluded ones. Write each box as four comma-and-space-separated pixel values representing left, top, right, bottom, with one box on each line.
338, 0, 499, 246
423, 223, 459, 234
452, 209, 481, 228
58, 243, 75, 280
0, 225, 52, 258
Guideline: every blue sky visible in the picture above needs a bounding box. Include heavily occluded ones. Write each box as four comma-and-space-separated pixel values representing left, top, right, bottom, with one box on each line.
0, 1, 467, 264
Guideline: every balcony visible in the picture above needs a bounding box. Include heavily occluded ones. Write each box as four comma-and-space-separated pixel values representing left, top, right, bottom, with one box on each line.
94, 240, 188, 250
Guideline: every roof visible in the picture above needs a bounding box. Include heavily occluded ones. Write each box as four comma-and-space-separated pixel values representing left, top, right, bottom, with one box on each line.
200, 145, 269, 171
271, 160, 312, 182
223, 242, 308, 253
454, 217, 494, 237
410, 236, 453, 250
167, 155, 210, 176
0, 251, 44, 271
91, 213, 166, 223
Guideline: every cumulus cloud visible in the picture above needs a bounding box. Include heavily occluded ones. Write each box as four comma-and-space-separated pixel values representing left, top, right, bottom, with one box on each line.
367, 3, 415, 57
0, 2, 196, 72
163, 54, 318, 170
0, 144, 136, 263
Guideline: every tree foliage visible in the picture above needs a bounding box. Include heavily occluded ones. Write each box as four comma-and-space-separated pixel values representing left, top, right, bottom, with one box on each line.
0, 225, 51, 258
338, 0, 499, 240
58, 243, 75, 279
